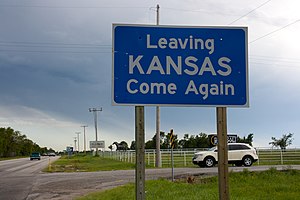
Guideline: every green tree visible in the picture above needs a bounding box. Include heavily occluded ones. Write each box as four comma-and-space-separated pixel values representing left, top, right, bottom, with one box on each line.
0, 127, 48, 157
113, 141, 129, 151
130, 141, 135, 150
269, 133, 294, 151
20, 139, 33, 156
195, 133, 210, 148
119, 141, 129, 151
178, 133, 209, 148
145, 139, 155, 149
145, 131, 165, 149
0, 127, 16, 157
237, 133, 254, 146
178, 134, 189, 148
48, 148, 56, 153
40, 147, 48, 155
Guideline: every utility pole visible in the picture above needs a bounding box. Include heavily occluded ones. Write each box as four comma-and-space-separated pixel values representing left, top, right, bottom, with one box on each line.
89, 107, 102, 155
81, 125, 88, 154
156, 4, 160, 25
75, 132, 81, 153
74, 137, 77, 153
155, 4, 161, 168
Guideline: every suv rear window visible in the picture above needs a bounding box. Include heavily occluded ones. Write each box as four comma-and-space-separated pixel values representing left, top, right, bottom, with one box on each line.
229, 144, 250, 151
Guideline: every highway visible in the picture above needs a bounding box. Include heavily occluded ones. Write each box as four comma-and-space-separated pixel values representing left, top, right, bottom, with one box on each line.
1, 157, 300, 200
0, 156, 59, 200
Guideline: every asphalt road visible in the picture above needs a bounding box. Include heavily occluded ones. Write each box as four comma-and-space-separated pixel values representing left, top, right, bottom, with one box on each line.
0, 156, 59, 200
1, 157, 300, 200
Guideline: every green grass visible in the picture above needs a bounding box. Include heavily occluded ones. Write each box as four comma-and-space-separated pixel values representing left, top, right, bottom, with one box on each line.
49, 149, 300, 172
46, 155, 137, 172
77, 178, 218, 200
0, 156, 27, 161
229, 167, 300, 200
77, 168, 300, 200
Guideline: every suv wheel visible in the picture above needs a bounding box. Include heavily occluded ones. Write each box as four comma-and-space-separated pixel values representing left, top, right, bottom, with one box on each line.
243, 156, 253, 167
204, 157, 215, 167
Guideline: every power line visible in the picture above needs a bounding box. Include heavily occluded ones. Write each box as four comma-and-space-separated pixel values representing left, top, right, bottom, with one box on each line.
250, 62, 300, 70
250, 60, 300, 66
0, 49, 110, 54
0, 44, 110, 49
228, 0, 272, 25
0, 41, 110, 47
250, 55, 300, 63
250, 19, 300, 44
163, 7, 206, 13
249, 55, 300, 70
0, 41, 112, 52
0, 4, 148, 9
163, 7, 239, 17
7, 17, 298, 50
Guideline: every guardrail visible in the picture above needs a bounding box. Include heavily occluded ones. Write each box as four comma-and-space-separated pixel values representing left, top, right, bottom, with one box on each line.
99, 148, 300, 167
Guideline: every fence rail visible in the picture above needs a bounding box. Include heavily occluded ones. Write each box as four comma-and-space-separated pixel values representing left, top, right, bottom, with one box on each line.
99, 148, 300, 167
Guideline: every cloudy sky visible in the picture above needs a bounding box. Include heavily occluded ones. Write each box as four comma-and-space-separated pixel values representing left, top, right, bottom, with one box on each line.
1, 0, 300, 151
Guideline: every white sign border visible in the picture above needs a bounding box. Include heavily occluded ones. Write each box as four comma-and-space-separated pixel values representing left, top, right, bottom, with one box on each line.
112, 24, 249, 108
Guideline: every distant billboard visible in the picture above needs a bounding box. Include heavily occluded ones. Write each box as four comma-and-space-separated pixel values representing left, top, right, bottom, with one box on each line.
208, 134, 238, 146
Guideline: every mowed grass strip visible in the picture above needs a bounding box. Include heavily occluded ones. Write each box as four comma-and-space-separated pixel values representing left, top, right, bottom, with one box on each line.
0, 156, 27, 161
46, 155, 136, 172
77, 168, 300, 200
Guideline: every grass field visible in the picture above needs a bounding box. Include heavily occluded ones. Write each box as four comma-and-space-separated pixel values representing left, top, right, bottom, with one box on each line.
0, 156, 26, 161
51, 149, 300, 173
77, 168, 300, 200
46, 154, 138, 172
48, 153, 300, 199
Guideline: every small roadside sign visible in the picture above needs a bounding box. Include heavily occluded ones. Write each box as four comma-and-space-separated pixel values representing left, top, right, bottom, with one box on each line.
90, 141, 105, 149
66, 146, 73, 152
170, 129, 175, 149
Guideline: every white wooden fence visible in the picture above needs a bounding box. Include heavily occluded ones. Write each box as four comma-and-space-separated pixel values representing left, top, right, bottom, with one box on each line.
99, 148, 300, 167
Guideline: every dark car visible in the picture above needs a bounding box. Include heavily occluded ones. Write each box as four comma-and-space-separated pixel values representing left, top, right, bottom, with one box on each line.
30, 152, 41, 160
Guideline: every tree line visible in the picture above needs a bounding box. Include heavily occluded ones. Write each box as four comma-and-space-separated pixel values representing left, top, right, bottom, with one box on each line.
0, 127, 52, 157
111, 132, 295, 151
110, 132, 254, 151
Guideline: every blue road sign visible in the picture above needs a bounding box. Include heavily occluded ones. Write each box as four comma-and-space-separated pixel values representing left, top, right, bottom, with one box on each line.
112, 24, 248, 107
66, 146, 73, 152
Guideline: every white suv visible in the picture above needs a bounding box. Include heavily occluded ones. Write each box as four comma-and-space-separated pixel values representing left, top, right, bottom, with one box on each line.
192, 143, 258, 167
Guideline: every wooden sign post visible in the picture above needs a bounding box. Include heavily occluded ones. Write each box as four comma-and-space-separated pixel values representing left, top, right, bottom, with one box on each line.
135, 106, 145, 200
217, 107, 229, 200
